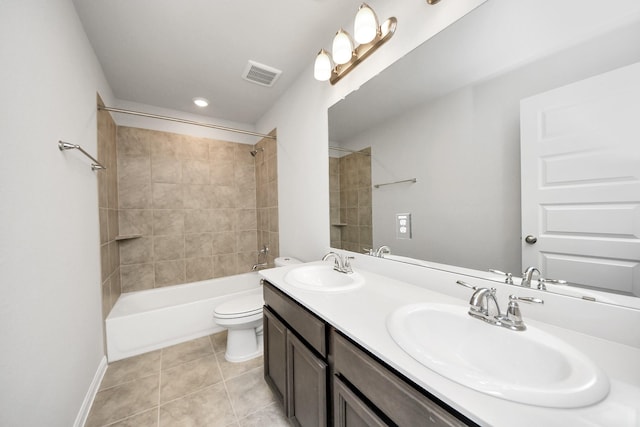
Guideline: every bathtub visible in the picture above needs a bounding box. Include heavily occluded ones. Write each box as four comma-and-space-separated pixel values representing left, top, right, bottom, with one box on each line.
106, 272, 262, 362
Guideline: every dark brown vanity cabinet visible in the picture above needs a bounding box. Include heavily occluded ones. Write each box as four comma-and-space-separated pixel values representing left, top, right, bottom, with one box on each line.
263, 280, 473, 427
263, 282, 328, 427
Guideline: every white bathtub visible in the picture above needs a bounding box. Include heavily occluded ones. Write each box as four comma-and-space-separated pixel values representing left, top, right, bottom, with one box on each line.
106, 272, 262, 362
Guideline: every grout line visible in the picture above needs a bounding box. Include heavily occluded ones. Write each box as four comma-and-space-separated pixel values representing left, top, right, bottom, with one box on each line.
216, 350, 241, 424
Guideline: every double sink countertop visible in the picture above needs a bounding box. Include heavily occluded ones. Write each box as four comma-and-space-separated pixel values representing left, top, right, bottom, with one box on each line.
260, 261, 640, 427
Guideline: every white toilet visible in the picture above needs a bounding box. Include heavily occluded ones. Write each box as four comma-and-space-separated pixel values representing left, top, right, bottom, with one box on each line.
213, 256, 301, 362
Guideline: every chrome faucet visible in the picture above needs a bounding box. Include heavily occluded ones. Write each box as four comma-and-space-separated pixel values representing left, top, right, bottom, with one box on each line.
322, 252, 354, 274
521, 266, 541, 287
375, 245, 391, 258
456, 280, 543, 331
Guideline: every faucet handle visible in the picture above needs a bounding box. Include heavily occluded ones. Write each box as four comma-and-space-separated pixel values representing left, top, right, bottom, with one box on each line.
489, 269, 514, 285
503, 295, 544, 331
456, 280, 478, 290
343, 256, 354, 273
510, 295, 544, 305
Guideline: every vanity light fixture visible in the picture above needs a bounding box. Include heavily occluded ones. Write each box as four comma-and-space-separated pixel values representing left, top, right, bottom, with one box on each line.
314, 3, 397, 85
192, 97, 209, 107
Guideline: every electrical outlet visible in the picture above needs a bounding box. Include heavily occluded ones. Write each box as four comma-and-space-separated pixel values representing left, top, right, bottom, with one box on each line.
396, 213, 412, 239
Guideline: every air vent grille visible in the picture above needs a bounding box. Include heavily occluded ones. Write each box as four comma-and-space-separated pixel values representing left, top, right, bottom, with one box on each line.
242, 60, 282, 87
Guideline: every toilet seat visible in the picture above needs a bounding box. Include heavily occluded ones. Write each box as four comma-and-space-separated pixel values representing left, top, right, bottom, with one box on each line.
214, 293, 263, 319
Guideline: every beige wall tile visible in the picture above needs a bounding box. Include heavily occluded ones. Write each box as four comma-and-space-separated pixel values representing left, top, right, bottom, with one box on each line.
183, 160, 210, 184
184, 209, 211, 233
183, 184, 212, 209
152, 183, 183, 209
268, 207, 279, 233
119, 181, 152, 209
99, 208, 108, 245
109, 241, 119, 275
235, 187, 257, 209
100, 244, 109, 282
117, 127, 151, 158
110, 269, 121, 309
212, 232, 236, 255
120, 263, 154, 292
154, 235, 185, 261
213, 254, 236, 278
155, 260, 185, 287
153, 210, 184, 236
179, 138, 209, 160
209, 162, 234, 186
211, 186, 235, 209
209, 209, 234, 232
119, 209, 153, 236
209, 140, 235, 162
237, 251, 257, 274
108, 208, 119, 241
185, 257, 214, 283
235, 165, 256, 189
151, 156, 181, 184
236, 209, 257, 231
119, 237, 153, 265
185, 233, 212, 258
237, 230, 257, 253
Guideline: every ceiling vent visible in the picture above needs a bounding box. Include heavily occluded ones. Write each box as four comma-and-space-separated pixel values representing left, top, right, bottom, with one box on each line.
242, 60, 282, 87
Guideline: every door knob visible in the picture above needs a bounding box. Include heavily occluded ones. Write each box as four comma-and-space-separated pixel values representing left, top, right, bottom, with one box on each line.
524, 235, 537, 244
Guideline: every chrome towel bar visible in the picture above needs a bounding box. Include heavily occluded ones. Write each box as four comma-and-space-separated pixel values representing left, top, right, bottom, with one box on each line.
58, 141, 106, 171
373, 178, 416, 189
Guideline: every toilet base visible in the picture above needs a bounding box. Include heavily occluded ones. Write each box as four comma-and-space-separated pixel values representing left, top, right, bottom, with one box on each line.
224, 327, 264, 363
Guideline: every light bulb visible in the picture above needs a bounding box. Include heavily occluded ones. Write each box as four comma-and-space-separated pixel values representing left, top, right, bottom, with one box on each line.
314, 49, 332, 81
192, 97, 209, 107
332, 29, 354, 65
354, 3, 378, 44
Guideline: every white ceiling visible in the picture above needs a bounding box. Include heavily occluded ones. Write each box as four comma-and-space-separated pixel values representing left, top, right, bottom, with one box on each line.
72, 0, 363, 124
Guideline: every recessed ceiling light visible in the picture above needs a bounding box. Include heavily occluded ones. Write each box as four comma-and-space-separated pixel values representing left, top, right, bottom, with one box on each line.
193, 97, 209, 107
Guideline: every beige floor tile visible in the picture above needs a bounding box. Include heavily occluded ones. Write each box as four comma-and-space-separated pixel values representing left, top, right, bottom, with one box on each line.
226, 367, 275, 419
217, 352, 263, 381
87, 374, 159, 427
238, 403, 290, 427
101, 351, 161, 390
159, 382, 236, 426
161, 336, 214, 370
160, 355, 223, 403
107, 407, 159, 427
210, 330, 227, 353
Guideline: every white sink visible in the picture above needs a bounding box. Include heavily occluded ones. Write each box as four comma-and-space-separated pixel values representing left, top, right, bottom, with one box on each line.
387, 303, 609, 408
284, 264, 364, 292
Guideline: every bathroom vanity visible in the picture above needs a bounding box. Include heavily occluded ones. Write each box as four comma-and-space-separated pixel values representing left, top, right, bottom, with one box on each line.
260, 261, 640, 427
263, 280, 469, 426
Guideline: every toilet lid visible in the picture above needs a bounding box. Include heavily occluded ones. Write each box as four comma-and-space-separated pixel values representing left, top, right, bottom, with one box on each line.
214, 293, 263, 318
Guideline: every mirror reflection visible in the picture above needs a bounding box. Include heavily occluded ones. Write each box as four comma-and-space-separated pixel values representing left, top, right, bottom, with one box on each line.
328, 0, 640, 307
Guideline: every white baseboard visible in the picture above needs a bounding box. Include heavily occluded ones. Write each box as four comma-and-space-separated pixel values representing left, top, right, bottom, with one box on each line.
74, 356, 108, 427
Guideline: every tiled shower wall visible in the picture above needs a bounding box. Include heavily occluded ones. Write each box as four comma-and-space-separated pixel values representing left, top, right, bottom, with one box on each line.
254, 133, 279, 266
116, 127, 269, 292
97, 100, 121, 320
329, 148, 372, 252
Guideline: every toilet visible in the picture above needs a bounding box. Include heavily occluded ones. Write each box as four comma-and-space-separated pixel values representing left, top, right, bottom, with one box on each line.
213, 256, 301, 362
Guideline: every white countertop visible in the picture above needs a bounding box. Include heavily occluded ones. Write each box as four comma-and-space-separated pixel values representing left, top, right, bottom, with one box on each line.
260, 261, 640, 427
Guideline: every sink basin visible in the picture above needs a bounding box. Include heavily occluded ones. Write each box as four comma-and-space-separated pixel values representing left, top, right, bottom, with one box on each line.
387, 303, 609, 408
284, 264, 364, 292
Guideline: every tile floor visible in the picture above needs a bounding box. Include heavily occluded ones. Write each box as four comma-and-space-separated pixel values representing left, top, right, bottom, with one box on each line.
86, 331, 290, 427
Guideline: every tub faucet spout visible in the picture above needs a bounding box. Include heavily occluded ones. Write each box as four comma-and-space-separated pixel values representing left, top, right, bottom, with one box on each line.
251, 262, 268, 271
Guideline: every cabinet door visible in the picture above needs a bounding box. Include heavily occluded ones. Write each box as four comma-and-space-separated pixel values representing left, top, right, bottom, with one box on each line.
334, 376, 388, 427
264, 307, 287, 407
287, 330, 328, 427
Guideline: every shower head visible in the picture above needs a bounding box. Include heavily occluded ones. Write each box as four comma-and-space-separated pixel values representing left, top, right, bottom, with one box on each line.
250, 147, 264, 157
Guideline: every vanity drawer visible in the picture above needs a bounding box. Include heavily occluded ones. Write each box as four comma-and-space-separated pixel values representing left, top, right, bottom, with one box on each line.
332, 330, 470, 427
263, 281, 327, 357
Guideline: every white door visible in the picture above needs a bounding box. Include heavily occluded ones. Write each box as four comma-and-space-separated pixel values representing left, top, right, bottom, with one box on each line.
520, 62, 640, 296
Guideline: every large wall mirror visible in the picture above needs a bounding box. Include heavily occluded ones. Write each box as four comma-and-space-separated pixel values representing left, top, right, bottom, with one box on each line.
328, 0, 640, 308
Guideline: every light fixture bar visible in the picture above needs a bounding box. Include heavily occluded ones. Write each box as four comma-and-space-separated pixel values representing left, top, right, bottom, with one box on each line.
329, 17, 397, 85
